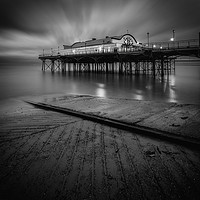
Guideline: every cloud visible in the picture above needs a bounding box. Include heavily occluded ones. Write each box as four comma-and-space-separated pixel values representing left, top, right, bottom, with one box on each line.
0, 0, 200, 64
0, 30, 57, 59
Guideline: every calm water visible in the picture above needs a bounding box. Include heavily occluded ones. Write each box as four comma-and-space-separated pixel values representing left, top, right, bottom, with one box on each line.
0, 62, 200, 104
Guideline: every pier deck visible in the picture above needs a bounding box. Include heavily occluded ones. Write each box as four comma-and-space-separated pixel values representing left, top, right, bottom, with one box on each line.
0, 97, 200, 200
39, 39, 200, 76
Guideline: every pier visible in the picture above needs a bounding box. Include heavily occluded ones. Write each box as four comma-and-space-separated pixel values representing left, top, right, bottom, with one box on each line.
39, 34, 200, 77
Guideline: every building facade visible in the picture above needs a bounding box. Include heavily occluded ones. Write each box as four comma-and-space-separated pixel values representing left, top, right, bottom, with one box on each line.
61, 34, 142, 55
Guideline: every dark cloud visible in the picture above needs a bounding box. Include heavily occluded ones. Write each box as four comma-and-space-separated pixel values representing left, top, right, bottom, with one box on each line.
0, 0, 60, 34
0, 0, 200, 63
1, 0, 200, 39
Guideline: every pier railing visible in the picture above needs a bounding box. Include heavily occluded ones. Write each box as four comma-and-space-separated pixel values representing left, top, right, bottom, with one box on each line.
39, 39, 199, 58
144, 39, 199, 50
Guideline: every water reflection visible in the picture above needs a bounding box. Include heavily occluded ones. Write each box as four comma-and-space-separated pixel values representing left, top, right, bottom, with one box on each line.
0, 64, 200, 104
96, 88, 106, 97
38, 65, 200, 104
133, 94, 144, 101
168, 76, 177, 103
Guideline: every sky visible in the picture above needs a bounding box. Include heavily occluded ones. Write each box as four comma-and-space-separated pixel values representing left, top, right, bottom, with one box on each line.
0, 0, 200, 64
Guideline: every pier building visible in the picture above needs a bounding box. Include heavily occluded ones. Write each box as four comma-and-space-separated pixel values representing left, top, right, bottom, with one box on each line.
62, 34, 142, 54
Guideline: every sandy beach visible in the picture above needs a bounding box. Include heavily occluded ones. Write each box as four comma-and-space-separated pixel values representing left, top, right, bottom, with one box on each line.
0, 95, 200, 199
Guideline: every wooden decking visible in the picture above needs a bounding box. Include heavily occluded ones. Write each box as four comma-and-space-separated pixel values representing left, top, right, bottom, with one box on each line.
0, 104, 200, 200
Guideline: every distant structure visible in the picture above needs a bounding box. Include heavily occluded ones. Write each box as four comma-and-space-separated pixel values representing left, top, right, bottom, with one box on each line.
39, 33, 200, 77
62, 34, 142, 54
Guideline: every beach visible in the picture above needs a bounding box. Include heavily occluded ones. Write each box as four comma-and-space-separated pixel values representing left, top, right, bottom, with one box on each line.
0, 95, 200, 199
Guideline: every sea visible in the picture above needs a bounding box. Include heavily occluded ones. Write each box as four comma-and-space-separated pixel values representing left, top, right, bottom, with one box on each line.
0, 61, 200, 105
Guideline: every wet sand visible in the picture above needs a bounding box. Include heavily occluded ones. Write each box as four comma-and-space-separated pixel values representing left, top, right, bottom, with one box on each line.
0, 96, 200, 199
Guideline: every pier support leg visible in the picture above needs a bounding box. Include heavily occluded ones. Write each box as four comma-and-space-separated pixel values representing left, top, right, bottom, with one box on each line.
61, 61, 66, 73
79, 63, 81, 73
119, 62, 121, 74
143, 62, 146, 74
112, 63, 114, 74
173, 59, 176, 72
135, 61, 138, 75
166, 59, 169, 75
152, 60, 156, 77
68, 63, 71, 72
91, 63, 94, 73
119, 62, 123, 74
73, 63, 76, 73
129, 62, 132, 74
161, 58, 164, 77
88, 63, 90, 73
51, 60, 55, 72
106, 62, 108, 74
42, 60, 45, 71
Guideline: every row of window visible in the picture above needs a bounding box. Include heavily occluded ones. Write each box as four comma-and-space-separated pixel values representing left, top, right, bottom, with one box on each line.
56, 44, 142, 56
